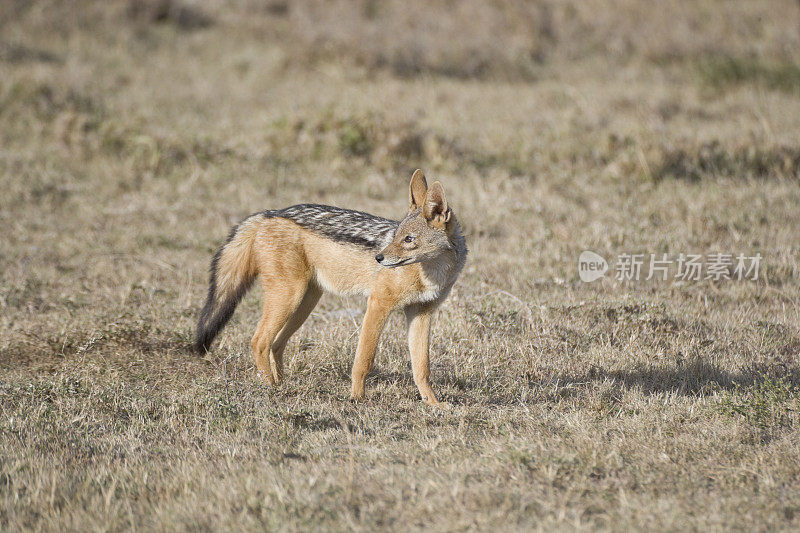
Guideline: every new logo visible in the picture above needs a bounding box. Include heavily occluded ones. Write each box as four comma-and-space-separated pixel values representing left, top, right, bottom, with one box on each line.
578, 250, 608, 282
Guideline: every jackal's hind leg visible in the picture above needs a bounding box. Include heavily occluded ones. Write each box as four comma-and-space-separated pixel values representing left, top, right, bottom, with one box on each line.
251, 279, 308, 385
269, 283, 322, 383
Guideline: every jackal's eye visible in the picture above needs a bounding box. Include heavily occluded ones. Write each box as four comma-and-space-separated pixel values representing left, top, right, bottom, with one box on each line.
403, 235, 414, 243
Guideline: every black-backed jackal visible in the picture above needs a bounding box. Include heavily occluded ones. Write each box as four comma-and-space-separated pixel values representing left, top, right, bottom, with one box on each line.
196, 170, 466, 405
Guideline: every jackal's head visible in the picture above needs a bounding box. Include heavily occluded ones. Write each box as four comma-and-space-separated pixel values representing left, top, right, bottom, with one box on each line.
376, 170, 459, 268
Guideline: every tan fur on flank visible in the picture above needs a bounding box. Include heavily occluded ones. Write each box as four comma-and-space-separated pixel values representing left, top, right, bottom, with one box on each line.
197, 170, 467, 405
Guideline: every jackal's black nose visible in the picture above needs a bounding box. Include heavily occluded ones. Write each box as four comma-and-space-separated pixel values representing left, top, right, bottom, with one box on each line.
375, 253, 384, 263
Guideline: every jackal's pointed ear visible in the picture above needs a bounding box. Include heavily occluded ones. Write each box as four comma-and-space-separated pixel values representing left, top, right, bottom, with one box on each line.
423, 181, 451, 228
408, 169, 428, 211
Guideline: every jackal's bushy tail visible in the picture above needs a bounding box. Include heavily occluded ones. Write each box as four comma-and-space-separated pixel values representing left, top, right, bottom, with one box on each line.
195, 215, 260, 352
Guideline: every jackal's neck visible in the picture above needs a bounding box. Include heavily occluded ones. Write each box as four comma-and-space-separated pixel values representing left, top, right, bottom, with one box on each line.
421, 214, 466, 294
448, 215, 468, 273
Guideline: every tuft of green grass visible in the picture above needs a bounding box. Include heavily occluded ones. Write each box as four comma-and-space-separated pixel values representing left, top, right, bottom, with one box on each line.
337, 119, 373, 158
655, 141, 800, 182
695, 54, 800, 94
718, 374, 799, 443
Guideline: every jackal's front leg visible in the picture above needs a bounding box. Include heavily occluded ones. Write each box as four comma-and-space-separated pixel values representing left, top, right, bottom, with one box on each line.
350, 295, 392, 402
405, 303, 440, 405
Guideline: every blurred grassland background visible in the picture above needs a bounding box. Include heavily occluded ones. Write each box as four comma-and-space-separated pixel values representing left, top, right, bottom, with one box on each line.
2, 0, 800, 530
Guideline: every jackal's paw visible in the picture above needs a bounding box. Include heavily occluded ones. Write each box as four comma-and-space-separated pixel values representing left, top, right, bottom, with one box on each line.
429, 401, 452, 410
257, 370, 276, 387
421, 395, 451, 409
349, 393, 365, 403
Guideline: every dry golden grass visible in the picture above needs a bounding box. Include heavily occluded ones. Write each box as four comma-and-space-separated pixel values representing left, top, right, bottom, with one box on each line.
2, 1, 800, 530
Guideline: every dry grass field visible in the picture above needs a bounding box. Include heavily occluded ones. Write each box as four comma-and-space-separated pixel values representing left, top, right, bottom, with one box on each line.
2, 0, 800, 530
